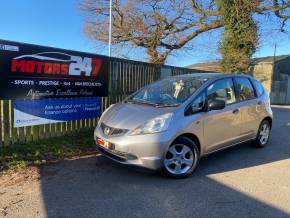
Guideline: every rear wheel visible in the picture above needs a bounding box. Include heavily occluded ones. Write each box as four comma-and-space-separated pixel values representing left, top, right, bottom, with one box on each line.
163, 137, 200, 178
253, 120, 271, 148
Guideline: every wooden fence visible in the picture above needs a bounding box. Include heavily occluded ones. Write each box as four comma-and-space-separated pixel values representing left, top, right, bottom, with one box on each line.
0, 58, 206, 146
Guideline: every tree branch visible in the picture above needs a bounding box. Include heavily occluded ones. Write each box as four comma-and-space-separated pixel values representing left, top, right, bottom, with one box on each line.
191, 0, 220, 16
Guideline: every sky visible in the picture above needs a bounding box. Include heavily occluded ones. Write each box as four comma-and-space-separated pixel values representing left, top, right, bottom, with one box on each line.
0, 0, 290, 67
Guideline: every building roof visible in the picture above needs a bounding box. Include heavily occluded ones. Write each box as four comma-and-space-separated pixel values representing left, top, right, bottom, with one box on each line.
251, 55, 290, 64
187, 55, 290, 72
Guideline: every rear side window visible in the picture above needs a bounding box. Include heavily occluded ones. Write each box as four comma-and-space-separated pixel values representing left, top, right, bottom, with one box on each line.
235, 78, 256, 101
252, 79, 265, 97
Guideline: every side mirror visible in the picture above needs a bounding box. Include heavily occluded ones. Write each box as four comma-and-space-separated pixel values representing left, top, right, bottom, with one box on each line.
208, 99, 226, 111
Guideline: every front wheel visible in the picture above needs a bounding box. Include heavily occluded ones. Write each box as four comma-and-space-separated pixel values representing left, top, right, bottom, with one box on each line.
163, 137, 200, 178
253, 120, 271, 148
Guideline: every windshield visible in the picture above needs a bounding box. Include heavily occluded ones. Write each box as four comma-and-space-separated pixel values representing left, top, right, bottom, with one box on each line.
127, 77, 206, 106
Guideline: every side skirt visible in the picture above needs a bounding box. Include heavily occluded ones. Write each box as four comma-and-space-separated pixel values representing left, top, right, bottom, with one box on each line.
202, 137, 256, 157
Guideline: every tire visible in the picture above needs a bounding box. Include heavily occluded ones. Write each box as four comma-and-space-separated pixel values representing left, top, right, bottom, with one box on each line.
253, 120, 271, 148
162, 136, 200, 179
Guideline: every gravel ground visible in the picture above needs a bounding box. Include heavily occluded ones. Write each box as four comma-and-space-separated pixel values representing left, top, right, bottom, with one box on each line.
1, 106, 290, 218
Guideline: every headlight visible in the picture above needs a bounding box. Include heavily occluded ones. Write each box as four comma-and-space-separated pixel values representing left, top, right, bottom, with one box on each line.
129, 113, 173, 135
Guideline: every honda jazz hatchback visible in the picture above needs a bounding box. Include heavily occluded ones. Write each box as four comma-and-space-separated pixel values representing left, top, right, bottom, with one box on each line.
94, 73, 273, 178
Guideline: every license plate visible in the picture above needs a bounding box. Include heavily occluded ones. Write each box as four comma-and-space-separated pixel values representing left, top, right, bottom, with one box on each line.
97, 138, 114, 150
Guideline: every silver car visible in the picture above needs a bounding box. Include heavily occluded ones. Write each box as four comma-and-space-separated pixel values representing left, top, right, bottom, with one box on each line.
94, 73, 273, 178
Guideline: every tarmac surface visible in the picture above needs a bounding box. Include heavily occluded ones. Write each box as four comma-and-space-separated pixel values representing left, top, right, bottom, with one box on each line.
1, 106, 290, 218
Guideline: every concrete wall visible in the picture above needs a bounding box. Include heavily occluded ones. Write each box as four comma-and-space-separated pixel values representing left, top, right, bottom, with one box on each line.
250, 61, 273, 94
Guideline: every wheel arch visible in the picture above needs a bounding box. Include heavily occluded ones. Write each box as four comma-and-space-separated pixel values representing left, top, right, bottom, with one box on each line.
263, 116, 273, 128
172, 133, 201, 154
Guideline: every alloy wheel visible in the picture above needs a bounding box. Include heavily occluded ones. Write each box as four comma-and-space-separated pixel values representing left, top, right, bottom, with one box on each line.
259, 123, 270, 145
164, 144, 196, 175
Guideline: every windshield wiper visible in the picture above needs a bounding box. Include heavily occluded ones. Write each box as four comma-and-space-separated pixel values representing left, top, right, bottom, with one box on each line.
155, 103, 180, 108
124, 99, 159, 107
125, 99, 180, 108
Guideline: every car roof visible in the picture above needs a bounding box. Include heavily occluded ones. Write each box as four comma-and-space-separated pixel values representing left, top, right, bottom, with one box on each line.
172, 72, 252, 80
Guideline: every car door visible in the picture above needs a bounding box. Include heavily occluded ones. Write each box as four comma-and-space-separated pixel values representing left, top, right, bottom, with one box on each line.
234, 77, 260, 140
203, 78, 242, 153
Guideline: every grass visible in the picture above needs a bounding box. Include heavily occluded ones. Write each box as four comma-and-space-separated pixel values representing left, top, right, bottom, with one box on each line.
0, 130, 97, 172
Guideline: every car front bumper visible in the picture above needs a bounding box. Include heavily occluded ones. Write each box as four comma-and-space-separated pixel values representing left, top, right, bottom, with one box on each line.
94, 128, 173, 170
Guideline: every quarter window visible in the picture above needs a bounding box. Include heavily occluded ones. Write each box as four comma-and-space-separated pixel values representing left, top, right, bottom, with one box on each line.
235, 78, 256, 101
187, 92, 206, 115
207, 79, 236, 105
252, 79, 265, 97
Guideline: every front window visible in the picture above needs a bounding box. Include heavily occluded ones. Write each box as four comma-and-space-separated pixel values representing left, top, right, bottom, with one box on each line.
128, 77, 206, 106
207, 79, 236, 105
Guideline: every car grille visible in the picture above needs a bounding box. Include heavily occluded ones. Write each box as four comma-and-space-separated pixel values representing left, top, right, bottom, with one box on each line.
97, 145, 137, 161
100, 122, 129, 136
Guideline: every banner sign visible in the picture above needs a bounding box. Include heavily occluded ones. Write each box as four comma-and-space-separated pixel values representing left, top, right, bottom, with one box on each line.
14, 97, 101, 127
0, 39, 109, 99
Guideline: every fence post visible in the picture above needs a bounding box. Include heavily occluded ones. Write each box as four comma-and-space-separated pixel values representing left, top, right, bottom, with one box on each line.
10, 100, 18, 144
3, 100, 10, 146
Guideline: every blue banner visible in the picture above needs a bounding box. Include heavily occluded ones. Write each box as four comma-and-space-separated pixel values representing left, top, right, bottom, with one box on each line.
14, 98, 101, 127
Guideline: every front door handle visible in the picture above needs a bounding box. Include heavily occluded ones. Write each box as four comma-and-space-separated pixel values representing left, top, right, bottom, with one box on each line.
233, 109, 240, 114
257, 101, 263, 105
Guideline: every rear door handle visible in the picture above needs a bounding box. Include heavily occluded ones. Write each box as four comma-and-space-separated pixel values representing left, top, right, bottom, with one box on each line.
233, 109, 240, 114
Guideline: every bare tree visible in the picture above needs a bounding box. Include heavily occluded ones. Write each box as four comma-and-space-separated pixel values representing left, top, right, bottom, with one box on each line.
81, 0, 222, 64
81, 0, 290, 65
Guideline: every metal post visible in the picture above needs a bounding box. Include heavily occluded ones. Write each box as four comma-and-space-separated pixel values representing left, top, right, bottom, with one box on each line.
273, 43, 277, 62
270, 43, 277, 102
109, 0, 112, 57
